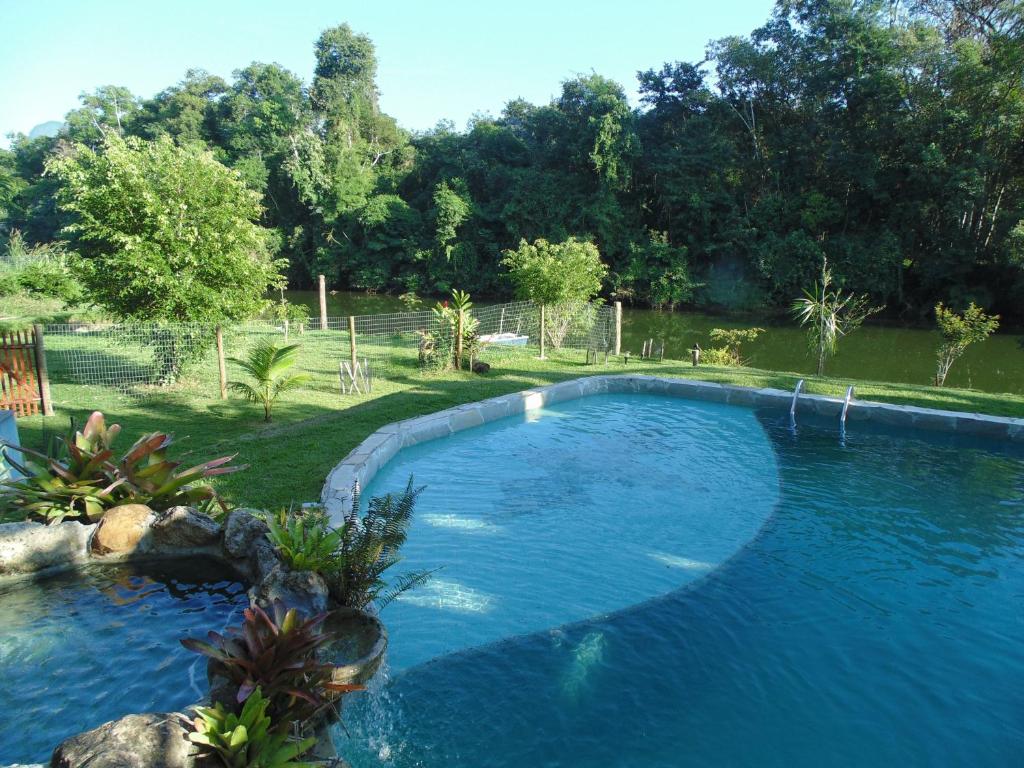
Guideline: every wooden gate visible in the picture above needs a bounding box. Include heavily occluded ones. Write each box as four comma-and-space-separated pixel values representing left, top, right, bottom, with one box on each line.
0, 325, 52, 417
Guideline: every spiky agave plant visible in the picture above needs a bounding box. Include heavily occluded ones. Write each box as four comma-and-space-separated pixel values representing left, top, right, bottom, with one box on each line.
228, 339, 310, 422
326, 477, 435, 610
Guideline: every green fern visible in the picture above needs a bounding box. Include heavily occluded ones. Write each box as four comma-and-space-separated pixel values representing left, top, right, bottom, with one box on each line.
326, 476, 436, 610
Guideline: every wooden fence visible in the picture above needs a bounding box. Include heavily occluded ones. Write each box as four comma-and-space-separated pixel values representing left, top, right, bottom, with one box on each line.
0, 325, 52, 417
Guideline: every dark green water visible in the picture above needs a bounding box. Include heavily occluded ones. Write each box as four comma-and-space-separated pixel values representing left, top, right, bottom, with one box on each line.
287, 291, 1024, 394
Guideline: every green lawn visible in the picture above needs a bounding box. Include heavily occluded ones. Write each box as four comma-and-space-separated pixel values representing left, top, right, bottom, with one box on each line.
14, 340, 1024, 511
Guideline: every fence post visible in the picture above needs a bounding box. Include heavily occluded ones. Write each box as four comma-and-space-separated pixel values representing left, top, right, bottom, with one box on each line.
32, 324, 53, 416
318, 274, 328, 331
456, 311, 464, 370
348, 316, 357, 370
614, 301, 622, 356
216, 326, 228, 400
539, 304, 546, 360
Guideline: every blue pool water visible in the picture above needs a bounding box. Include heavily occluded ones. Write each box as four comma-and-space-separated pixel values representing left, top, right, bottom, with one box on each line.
341, 393, 1024, 767
0, 559, 247, 763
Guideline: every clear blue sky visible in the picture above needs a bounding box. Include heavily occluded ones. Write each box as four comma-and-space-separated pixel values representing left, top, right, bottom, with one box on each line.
0, 0, 776, 145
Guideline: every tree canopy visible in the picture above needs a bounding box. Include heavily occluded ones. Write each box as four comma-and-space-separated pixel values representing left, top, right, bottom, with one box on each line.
501, 237, 608, 305
48, 134, 283, 322
3, 3, 1023, 320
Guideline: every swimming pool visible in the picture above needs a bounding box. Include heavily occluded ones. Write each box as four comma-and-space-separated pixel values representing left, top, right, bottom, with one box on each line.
337, 391, 1024, 767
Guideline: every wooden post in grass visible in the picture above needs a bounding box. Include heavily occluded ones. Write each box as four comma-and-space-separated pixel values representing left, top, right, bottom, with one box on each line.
539, 304, 546, 360
614, 301, 622, 356
456, 311, 464, 370
348, 315, 357, 370
318, 274, 328, 331
32, 325, 53, 416
215, 325, 227, 400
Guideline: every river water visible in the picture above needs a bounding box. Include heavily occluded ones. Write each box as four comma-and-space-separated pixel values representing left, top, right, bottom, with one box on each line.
287, 291, 1024, 394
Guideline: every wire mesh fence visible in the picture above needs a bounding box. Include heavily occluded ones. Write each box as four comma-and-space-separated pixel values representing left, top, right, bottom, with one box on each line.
42, 300, 616, 403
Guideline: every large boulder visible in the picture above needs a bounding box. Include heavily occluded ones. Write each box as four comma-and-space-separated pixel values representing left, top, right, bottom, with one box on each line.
50, 712, 201, 768
222, 509, 269, 558
251, 565, 329, 614
91, 504, 155, 556
0, 521, 91, 575
151, 507, 221, 551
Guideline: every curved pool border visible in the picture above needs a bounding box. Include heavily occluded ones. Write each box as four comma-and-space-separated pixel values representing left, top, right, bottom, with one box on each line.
320, 374, 1024, 515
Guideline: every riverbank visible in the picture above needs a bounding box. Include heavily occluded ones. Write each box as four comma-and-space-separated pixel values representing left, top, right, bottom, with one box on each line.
288, 290, 1024, 395
14, 351, 1024, 512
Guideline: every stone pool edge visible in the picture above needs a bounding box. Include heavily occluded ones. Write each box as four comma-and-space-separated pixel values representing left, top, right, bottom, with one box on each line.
320, 374, 1024, 516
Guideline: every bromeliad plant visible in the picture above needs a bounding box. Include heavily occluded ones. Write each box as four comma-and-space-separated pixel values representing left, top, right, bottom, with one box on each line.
265, 507, 343, 573
262, 480, 433, 610
181, 601, 362, 725
0, 411, 243, 524
189, 687, 317, 768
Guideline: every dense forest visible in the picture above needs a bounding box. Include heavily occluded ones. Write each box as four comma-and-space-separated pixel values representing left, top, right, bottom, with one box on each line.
1, 0, 1022, 319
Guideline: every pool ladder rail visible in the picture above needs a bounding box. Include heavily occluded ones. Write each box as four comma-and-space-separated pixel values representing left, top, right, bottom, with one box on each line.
839, 385, 855, 443
790, 380, 855, 439
789, 379, 804, 428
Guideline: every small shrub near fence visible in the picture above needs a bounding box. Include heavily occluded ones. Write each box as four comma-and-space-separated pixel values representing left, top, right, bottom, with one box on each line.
42, 300, 615, 401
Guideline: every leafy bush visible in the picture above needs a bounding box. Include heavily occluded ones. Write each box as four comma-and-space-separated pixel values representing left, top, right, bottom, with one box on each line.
266, 507, 343, 572
229, 339, 310, 422
707, 327, 764, 366
48, 134, 285, 324
543, 300, 600, 350
0, 231, 83, 303
326, 477, 434, 610
189, 687, 317, 768
501, 237, 607, 306
934, 302, 999, 387
181, 601, 361, 725
0, 411, 242, 524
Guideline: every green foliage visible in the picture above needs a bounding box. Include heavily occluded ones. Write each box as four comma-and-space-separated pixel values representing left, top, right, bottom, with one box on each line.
0, 411, 242, 524
48, 134, 284, 323
934, 302, 1000, 386
327, 477, 434, 610
543, 300, 601, 351
229, 340, 310, 422
189, 687, 317, 768
792, 259, 880, 376
501, 237, 608, 306
616, 232, 695, 310
419, 290, 480, 372
181, 601, 362, 725
707, 327, 764, 366
0, 231, 83, 303
4, 7, 1024, 318
266, 507, 344, 572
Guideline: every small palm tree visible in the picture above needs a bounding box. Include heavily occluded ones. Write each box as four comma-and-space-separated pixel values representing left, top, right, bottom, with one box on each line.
792, 258, 880, 376
229, 339, 309, 421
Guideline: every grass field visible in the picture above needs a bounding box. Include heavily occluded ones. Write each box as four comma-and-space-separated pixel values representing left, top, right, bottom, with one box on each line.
12, 330, 1024, 512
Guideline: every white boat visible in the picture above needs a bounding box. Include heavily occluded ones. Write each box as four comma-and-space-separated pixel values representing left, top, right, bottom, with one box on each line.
479, 332, 529, 347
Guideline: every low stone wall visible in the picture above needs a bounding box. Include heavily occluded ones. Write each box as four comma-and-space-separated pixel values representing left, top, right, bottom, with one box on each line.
320, 374, 1024, 516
